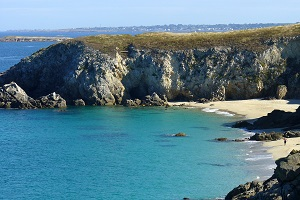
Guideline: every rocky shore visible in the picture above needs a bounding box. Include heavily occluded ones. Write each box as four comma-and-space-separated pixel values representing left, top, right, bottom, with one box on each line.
0, 82, 66, 109
226, 150, 300, 200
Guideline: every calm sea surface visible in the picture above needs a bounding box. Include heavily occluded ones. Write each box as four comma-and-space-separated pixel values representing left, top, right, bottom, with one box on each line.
0, 33, 275, 200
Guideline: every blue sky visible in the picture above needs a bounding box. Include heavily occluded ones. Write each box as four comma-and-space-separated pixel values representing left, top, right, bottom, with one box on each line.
0, 0, 299, 31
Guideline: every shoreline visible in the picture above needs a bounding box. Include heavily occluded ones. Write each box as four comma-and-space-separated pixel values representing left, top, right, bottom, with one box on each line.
169, 98, 300, 161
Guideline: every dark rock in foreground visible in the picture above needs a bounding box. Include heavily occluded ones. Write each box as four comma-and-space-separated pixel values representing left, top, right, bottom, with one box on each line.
226, 151, 300, 200
0, 82, 66, 109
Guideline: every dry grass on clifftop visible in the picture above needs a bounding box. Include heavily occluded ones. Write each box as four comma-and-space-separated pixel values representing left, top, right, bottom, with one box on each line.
76, 24, 300, 55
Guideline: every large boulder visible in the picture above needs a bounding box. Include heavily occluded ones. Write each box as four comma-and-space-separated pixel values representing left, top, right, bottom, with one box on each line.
249, 132, 283, 141
276, 85, 288, 99
142, 92, 167, 106
35, 92, 67, 108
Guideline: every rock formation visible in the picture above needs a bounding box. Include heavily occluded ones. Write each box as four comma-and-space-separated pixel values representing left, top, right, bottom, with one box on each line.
226, 151, 300, 200
0, 25, 299, 106
232, 106, 300, 131
0, 82, 66, 109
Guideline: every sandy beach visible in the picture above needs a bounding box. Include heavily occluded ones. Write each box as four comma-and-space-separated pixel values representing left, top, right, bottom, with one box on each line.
169, 99, 300, 160
168, 99, 300, 119
263, 138, 300, 160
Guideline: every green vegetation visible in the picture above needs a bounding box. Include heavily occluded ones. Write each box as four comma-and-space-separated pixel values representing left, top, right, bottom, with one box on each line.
76, 24, 300, 55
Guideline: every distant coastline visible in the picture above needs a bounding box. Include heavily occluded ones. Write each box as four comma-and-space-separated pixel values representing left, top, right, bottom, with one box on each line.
0, 36, 71, 42
1, 23, 292, 34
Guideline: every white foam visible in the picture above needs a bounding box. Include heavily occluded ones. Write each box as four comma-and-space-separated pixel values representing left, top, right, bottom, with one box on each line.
267, 164, 276, 170
202, 108, 234, 117
215, 110, 235, 116
245, 155, 273, 161
202, 108, 219, 113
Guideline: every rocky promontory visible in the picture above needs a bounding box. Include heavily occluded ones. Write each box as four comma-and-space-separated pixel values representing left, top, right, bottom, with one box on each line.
0, 24, 300, 107
226, 150, 300, 199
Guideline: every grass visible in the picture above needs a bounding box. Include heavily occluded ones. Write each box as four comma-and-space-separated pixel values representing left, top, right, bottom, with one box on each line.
75, 24, 300, 55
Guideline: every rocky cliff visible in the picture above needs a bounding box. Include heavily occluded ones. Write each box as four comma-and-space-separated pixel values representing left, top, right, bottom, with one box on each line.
0, 24, 300, 106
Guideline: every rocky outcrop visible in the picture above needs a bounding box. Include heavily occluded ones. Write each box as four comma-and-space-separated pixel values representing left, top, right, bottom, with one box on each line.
0, 82, 66, 109
233, 106, 300, 131
249, 132, 283, 141
124, 92, 167, 107
226, 151, 300, 200
73, 99, 86, 106
0, 82, 36, 108
0, 29, 300, 106
251, 106, 300, 130
35, 92, 67, 108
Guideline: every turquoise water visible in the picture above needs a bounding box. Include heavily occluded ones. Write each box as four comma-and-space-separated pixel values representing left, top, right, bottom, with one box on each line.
0, 106, 274, 199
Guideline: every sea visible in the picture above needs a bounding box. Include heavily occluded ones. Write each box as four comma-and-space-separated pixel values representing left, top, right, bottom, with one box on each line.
0, 31, 275, 200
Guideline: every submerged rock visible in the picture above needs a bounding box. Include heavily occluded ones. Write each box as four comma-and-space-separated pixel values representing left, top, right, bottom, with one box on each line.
174, 132, 187, 137
215, 138, 228, 141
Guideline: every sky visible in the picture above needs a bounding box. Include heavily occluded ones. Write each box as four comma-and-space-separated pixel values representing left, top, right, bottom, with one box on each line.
0, 0, 299, 31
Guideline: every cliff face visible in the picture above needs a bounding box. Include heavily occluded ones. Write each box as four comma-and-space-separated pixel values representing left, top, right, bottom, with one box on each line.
0, 34, 299, 105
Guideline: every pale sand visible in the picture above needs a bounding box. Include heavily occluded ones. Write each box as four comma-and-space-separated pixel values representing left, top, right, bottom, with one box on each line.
169, 99, 300, 160
263, 138, 300, 160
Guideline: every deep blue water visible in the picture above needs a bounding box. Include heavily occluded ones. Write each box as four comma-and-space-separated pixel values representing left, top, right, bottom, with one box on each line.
0, 42, 55, 72
0, 33, 275, 199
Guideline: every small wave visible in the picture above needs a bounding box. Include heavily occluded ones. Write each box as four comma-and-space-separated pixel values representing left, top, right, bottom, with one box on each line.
202, 108, 234, 117
242, 130, 254, 136
215, 110, 235, 116
202, 108, 219, 112
267, 164, 276, 170
245, 155, 273, 161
